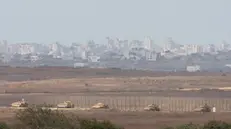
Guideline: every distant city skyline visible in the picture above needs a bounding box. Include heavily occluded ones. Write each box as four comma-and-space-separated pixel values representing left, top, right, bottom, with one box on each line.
0, 0, 231, 45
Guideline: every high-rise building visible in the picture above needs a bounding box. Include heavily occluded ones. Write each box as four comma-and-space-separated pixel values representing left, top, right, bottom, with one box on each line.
184, 44, 203, 54
0, 40, 8, 54
164, 37, 180, 52
219, 41, 230, 51
48, 42, 63, 58
203, 44, 216, 53
143, 37, 153, 50
17, 44, 35, 55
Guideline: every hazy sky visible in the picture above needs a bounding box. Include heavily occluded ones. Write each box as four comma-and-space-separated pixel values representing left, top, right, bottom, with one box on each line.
0, 0, 230, 45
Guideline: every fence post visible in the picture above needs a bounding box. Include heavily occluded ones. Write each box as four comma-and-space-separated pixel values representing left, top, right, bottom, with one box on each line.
116, 97, 118, 110
184, 99, 187, 112
128, 96, 131, 111
76, 97, 79, 108
87, 96, 90, 107
111, 97, 114, 109
138, 96, 141, 111
224, 99, 228, 111
84, 96, 86, 108
135, 96, 137, 111
168, 97, 171, 112
120, 97, 123, 111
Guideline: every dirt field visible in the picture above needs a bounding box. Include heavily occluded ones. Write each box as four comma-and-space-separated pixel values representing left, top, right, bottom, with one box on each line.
0, 66, 225, 81
0, 66, 229, 95
1, 71, 231, 94
0, 67, 231, 108
1, 67, 231, 128
1, 108, 231, 129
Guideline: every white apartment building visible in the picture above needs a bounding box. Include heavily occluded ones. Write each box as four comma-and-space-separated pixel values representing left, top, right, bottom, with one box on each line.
0, 41, 8, 54
71, 44, 86, 59
143, 37, 153, 51
49, 43, 60, 53
81, 51, 87, 60
183, 44, 203, 54
106, 37, 117, 50
88, 56, 100, 62
186, 65, 200, 72
30, 55, 39, 62
145, 51, 157, 61
17, 44, 35, 55
203, 44, 216, 53
163, 38, 181, 52
74, 63, 86, 68
220, 42, 230, 51
121, 41, 130, 59
128, 40, 142, 49
48, 42, 64, 58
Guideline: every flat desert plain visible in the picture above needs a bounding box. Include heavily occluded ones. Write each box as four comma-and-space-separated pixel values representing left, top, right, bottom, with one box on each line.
0, 66, 231, 129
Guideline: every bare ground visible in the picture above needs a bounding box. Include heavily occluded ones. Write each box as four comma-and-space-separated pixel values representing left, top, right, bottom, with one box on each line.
0, 66, 225, 81
0, 67, 231, 108
0, 67, 231, 129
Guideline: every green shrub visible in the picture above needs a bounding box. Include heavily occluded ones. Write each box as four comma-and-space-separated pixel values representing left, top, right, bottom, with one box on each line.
0, 122, 10, 129
176, 123, 200, 129
16, 107, 80, 129
79, 119, 124, 129
163, 127, 174, 129
201, 104, 211, 112
15, 107, 123, 129
164, 120, 231, 129
163, 123, 200, 129
33, 103, 55, 108
9, 107, 231, 129
203, 120, 231, 129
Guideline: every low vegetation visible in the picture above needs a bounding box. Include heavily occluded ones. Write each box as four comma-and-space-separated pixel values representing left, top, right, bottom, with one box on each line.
1, 107, 231, 129
164, 120, 231, 129
0, 122, 10, 129
33, 103, 56, 108
1, 107, 123, 129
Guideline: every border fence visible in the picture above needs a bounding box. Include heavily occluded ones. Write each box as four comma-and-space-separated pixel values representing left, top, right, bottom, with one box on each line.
25, 95, 231, 112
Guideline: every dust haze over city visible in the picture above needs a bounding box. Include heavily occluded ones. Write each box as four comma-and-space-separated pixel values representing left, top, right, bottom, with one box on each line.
1, 1, 231, 129
0, 0, 230, 71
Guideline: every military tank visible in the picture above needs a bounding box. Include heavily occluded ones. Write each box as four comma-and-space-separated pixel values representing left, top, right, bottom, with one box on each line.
11, 98, 28, 107
57, 101, 74, 108
91, 102, 109, 109
144, 104, 160, 111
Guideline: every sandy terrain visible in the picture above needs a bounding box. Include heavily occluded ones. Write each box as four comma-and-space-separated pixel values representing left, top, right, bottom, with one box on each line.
0, 67, 231, 128
0, 67, 231, 108
0, 66, 225, 81
1, 74, 231, 93
1, 67, 229, 95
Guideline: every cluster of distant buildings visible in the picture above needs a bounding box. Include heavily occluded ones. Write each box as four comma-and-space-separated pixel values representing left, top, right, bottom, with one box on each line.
0, 37, 231, 72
